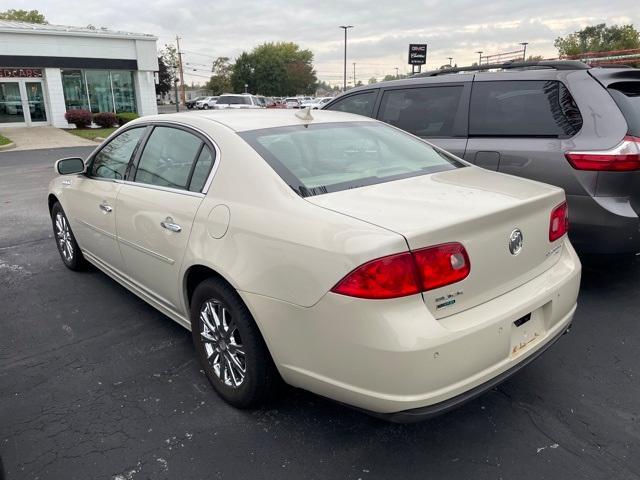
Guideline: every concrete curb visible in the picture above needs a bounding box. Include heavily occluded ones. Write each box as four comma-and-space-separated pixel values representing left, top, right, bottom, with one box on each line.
0, 142, 16, 151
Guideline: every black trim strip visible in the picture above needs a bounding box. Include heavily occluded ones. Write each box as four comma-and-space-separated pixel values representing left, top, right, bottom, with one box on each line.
0, 55, 138, 70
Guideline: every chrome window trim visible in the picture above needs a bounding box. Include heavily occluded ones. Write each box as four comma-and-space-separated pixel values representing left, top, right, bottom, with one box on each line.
116, 179, 205, 198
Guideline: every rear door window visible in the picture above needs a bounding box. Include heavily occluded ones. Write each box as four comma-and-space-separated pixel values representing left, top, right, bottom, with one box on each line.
134, 126, 203, 190
378, 86, 464, 137
326, 91, 377, 117
469, 80, 583, 138
607, 82, 640, 137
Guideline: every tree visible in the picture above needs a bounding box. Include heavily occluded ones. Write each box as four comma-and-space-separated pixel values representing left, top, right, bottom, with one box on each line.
206, 57, 233, 95
0, 9, 47, 23
230, 42, 317, 96
526, 55, 545, 61
555, 23, 640, 57
368, 77, 378, 84
155, 57, 172, 96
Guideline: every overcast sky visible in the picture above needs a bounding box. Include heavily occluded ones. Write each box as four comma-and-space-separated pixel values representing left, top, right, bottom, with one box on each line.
24, 0, 640, 86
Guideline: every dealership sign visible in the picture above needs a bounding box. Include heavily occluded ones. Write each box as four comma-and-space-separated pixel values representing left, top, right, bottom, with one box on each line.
0, 68, 43, 78
408, 44, 427, 65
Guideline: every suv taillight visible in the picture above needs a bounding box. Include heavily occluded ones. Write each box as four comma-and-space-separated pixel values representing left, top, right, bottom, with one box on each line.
565, 135, 640, 171
331, 243, 470, 300
549, 202, 569, 242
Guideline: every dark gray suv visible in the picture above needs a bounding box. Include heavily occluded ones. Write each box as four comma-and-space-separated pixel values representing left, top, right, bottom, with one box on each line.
323, 61, 640, 254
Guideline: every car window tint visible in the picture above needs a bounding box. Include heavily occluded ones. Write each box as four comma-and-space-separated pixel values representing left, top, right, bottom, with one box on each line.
135, 127, 202, 190
90, 127, 145, 179
240, 121, 462, 197
189, 146, 215, 192
469, 80, 583, 138
327, 91, 377, 117
378, 86, 464, 137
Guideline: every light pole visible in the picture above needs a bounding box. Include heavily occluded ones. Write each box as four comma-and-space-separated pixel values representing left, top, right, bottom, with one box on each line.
447, 57, 453, 66
520, 42, 529, 61
395, 67, 399, 79
476, 51, 483, 65
339, 25, 353, 92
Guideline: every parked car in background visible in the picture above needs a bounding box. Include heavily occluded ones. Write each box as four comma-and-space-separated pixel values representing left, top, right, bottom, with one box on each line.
213, 94, 262, 109
299, 98, 317, 108
284, 97, 301, 109
324, 60, 640, 254
308, 97, 334, 109
196, 96, 219, 110
186, 96, 206, 109
49, 109, 580, 421
263, 97, 278, 108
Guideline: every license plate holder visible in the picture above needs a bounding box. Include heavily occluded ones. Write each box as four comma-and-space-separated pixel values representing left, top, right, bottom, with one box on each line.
510, 309, 545, 358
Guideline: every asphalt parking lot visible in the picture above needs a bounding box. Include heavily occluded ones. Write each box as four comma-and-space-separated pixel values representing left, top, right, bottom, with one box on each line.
1, 146, 639, 480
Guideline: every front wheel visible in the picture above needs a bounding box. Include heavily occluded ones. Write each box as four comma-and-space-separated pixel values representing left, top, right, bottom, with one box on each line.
190, 278, 280, 408
203, 104, 210, 110
51, 202, 87, 271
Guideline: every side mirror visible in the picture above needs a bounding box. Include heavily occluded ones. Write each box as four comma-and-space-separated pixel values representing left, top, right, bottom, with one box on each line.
55, 157, 85, 175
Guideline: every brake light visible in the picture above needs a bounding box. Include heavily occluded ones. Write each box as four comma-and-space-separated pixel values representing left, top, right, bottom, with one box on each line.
331, 243, 470, 299
549, 202, 569, 242
565, 135, 640, 171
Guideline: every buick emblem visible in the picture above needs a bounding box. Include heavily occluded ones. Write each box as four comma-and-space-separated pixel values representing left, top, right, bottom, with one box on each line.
508, 228, 524, 256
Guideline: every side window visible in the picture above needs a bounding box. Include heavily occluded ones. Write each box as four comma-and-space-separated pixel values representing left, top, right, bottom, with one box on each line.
378, 86, 464, 137
134, 127, 203, 190
90, 127, 145, 179
469, 81, 583, 138
189, 146, 215, 192
327, 91, 377, 117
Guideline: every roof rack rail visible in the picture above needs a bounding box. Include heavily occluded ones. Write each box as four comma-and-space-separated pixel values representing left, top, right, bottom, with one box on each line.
413, 60, 590, 77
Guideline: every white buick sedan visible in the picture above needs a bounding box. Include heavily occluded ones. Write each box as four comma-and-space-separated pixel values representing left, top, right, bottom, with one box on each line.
48, 110, 581, 421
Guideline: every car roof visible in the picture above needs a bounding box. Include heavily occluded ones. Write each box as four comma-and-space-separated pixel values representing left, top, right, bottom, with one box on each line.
142, 109, 377, 132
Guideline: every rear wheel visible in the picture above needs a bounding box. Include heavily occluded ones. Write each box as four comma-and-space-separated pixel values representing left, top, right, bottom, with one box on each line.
51, 202, 87, 271
190, 278, 279, 408
203, 104, 210, 110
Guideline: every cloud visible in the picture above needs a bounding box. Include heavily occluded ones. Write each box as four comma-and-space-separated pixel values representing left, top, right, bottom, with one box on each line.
28, 0, 640, 84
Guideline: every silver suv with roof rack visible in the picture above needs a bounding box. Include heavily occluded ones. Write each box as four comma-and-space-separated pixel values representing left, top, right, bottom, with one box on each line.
323, 60, 640, 254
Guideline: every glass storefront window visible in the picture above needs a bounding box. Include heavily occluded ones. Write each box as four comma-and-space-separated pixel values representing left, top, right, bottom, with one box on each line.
62, 70, 138, 114
61, 70, 89, 110
111, 71, 136, 113
25, 82, 47, 122
86, 70, 114, 114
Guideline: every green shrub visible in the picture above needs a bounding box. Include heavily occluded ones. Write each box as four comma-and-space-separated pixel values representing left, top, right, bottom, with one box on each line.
116, 112, 139, 126
92, 112, 117, 128
64, 109, 92, 128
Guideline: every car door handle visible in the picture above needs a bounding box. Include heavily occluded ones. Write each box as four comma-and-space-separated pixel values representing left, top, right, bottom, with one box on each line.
160, 217, 182, 233
99, 202, 113, 213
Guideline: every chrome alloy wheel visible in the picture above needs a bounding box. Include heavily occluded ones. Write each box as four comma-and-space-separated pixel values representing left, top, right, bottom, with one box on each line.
200, 300, 246, 388
55, 213, 74, 262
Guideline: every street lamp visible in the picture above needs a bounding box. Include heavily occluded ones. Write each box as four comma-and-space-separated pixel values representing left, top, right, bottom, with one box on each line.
476, 51, 483, 65
339, 25, 354, 91
447, 57, 453, 66
244, 83, 248, 93
520, 42, 529, 61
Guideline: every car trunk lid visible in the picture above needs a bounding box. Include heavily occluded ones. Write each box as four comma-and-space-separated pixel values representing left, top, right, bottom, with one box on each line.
306, 167, 567, 319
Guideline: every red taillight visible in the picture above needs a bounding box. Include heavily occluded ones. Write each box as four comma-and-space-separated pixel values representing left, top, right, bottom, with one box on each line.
565, 135, 640, 171
549, 202, 569, 242
331, 243, 470, 300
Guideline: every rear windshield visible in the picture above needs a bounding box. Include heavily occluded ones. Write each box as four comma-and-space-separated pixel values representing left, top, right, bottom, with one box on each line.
608, 82, 640, 137
220, 96, 251, 105
240, 121, 463, 197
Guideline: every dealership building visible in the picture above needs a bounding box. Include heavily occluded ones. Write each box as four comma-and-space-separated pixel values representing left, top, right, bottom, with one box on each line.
0, 20, 158, 128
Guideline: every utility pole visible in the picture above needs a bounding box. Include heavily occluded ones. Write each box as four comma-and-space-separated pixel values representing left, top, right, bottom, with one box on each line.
353, 62, 356, 87
520, 42, 529, 61
176, 36, 186, 107
476, 51, 483, 65
339, 25, 353, 92
395, 67, 399, 79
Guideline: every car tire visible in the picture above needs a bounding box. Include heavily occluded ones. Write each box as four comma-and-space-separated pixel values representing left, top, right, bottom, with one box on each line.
51, 202, 87, 271
203, 104, 209, 110
190, 277, 280, 408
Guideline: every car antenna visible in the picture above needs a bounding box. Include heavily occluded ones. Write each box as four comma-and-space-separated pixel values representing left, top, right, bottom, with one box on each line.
295, 106, 314, 121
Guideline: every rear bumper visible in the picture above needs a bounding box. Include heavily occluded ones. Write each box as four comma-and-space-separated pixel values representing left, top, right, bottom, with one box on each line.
240, 238, 581, 417
568, 194, 640, 254
369, 319, 571, 423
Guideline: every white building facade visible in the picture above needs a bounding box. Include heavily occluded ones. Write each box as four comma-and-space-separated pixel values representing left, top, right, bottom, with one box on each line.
0, 20, 158, 128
